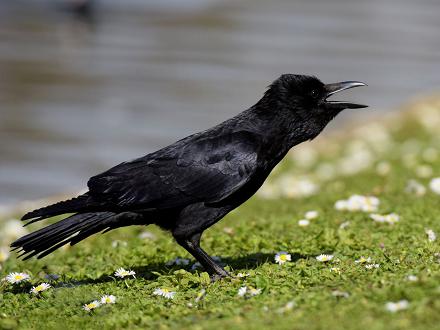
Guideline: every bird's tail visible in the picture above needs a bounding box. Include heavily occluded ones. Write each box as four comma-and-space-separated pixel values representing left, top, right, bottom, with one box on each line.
11, 212, 119, 260
21, 194, 91, 225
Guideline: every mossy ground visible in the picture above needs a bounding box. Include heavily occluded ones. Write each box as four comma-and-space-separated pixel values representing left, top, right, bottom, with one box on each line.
1, 98, 439, 330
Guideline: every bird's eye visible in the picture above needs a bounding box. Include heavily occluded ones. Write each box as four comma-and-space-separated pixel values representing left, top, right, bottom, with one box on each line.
310, 89, 319, 98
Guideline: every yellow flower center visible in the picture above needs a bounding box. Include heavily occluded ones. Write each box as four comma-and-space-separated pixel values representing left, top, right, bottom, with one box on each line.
279, 254, 287, 261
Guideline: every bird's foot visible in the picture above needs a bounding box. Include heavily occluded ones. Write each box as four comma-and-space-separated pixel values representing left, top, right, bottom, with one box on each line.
210, 270, 231, 282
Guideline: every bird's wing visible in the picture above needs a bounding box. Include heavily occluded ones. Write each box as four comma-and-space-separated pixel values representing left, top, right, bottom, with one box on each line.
87, 131, 260, 210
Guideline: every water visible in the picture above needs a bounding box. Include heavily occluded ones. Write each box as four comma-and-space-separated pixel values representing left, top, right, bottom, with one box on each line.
1, 0, 439, 206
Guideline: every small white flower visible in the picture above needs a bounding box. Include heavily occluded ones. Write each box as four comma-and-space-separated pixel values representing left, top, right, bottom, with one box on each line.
335, 200, 348, 211
339, 221, 350, 229
237, 286, 261, 298
248, 287, 262, 296
153, 288, 176, 299
114, 267, 136, 278
111, 240, 127, 248
30, 283, 51, 294
274, 252, 291, 265
335, 195, 379, 212
236, 272, 250, 278
429, 177, 440, 194
138, 231, 156, 240
370, 213, 400, 225
0, 247, 10, 263
365, 263, 380, 269
237, 286, 247, 297
100, 295, 116, 304
277, 301, 296, 313
425, 229, 436, 242
385, 300, 409, 312
5, 272, 30, 284
316, 254, 334, 262
355, 256, 372, 264
407, 275, 418, 282
330, 267, 341, 274
298, 219, 310, 227
304, 210, 319, 220
331, 290, 349, 298
83, 300, 101, 312
195, 289, 206, 303
405, 180, 426, 196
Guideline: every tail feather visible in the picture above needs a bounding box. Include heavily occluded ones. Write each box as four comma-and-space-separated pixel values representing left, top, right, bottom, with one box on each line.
11, 212, 116, 260
21, 194, 91, 223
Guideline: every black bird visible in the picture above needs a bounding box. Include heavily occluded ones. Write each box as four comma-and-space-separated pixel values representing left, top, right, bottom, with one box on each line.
11, 74, 367, 280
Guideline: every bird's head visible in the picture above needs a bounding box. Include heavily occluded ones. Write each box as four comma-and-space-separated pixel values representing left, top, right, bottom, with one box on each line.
259, 74, 367, 141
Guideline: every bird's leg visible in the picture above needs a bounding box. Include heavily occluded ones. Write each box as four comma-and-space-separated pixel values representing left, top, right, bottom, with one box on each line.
174, 232, 230, 281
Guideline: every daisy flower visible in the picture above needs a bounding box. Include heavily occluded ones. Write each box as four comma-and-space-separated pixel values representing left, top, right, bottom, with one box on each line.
298, 219, 310, 227
316, 254, 334, 262
274, 252, 291, 265
370, 213, 400, 225
30, 283, 51, 295
331, 290, 349, 298
385, 300, 409, 312
237, 286, 261, 298
237, 286, 247, 297
153, 288, 176, 299
330, 267, 341, 274
425, 228, 437, 242
339, 221, 350, 229
304, 210, 319, 220
405, 180, 426, 196
194, 289, 206, 303
236, 272, 250, 278
429, 177, 440, 194
100, 295, 116, 304
114, 267, 136, 278
406, 275, 418, 282
248, 287, 262, 296
355, 256, 371, 264
365, 263, 380, 269
83, 300, 101, 312
5, 272, 30, 284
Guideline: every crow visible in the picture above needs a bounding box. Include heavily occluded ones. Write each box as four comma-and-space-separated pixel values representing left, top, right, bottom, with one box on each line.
11, 74, 366, 280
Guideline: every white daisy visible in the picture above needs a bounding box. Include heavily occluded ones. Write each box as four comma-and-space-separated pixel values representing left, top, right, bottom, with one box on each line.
330, 267, 341, 274
298, 219, 310, 227
237, 286, 247, 297
331, 290, 349, 298
316, 254, 334, 262
355, 256, 372, 264
83, 300, 101, 312
274, 252, 291, 265
406, 275, 418, 282
248, 287, 262, 296
405, 180, 426, 196
114, 267, 136, 278
277, 301, 296, 313
304, 210, 319, 220
385, 300, 409, 312
236, 272, 250, 278
30, 283, 51, 295
370, 213, 400, 225
339, 221, 350, 229
425, 228, 437, 242
429, 177, 440, 194
5, 272, 30, 284
153, 288, 176, 299
365, 263, 380, 269
194, 289, 206, 303
100, 295, 116, 304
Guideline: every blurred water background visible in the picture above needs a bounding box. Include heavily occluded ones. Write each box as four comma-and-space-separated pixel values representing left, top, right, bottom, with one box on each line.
0, 0, 439, 207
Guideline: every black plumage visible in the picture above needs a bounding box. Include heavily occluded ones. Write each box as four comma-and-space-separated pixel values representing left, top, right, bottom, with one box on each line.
11, 74, 366, 279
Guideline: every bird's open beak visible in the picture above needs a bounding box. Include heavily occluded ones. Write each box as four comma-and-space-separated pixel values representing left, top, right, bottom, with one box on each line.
324, 81, 368, 110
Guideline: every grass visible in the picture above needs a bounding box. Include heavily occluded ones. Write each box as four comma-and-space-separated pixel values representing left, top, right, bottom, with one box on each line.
1, 97, 440, 330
